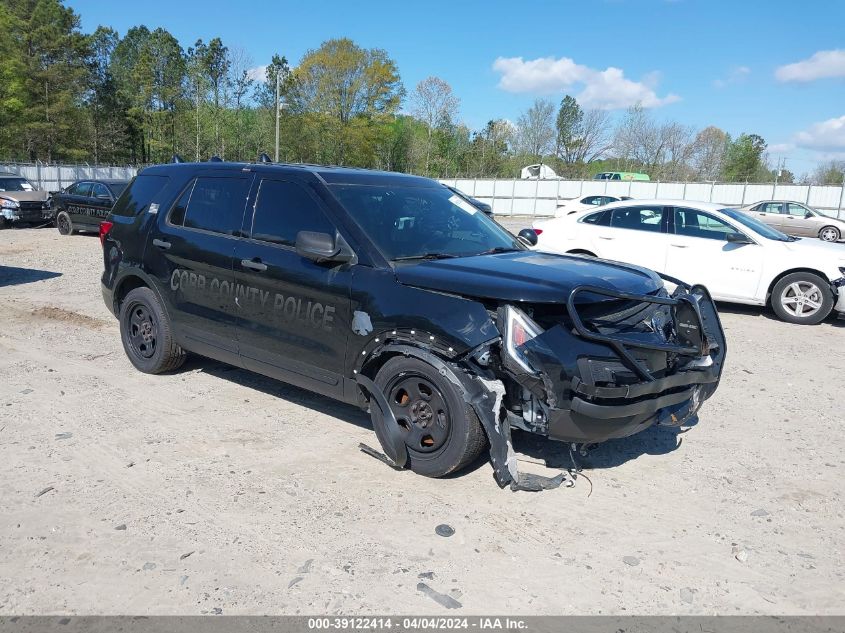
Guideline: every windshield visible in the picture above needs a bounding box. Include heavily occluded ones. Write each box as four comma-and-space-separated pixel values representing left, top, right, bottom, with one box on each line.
720, 208, 794, 241
0, 177, 35, 192
329, 184, 521, 261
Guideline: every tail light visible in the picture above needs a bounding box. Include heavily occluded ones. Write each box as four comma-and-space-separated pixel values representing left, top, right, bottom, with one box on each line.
99, 220, 113, 246
533, 229, 543, 235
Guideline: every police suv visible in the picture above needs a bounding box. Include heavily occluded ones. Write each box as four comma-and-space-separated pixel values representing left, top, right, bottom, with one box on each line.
101, 161, 726, 490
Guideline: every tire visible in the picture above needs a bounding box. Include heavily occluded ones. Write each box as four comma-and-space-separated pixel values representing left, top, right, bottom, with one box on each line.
371, 356, 487, 478
119, 286, 186, 373
0, 217, 6, 230
770, 272, 834, 325
819, 226, 840, 243
56, 211, 74, 236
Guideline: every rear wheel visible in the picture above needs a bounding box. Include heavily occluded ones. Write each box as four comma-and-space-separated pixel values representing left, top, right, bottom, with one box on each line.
56, 212, 74, 236
119, 287, 186, 373
770, 272, 834, 325
819, 226, 840, 242
371, 356, 487, 478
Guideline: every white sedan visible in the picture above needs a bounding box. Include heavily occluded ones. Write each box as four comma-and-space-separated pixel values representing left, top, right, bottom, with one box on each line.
553, 194, 631, 217
532, 199, 845, 325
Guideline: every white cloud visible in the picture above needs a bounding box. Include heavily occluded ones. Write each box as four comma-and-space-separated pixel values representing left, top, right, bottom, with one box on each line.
712, 66, 750, 88
775, 50, 845, 82
794, 115, 845, 151
246, 65, 268, 83
492, 55, 679, 109
768, 142, 794, 154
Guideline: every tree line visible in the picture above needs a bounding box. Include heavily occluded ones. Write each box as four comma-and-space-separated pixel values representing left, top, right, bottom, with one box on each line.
1, 0, 842, 185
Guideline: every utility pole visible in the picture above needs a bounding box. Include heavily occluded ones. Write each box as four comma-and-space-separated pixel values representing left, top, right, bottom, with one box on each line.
274, 71, 280, 162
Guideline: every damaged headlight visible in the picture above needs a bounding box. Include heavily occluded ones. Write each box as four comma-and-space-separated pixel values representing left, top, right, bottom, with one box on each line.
0, 198, 19, 209
502, 305, 544, 373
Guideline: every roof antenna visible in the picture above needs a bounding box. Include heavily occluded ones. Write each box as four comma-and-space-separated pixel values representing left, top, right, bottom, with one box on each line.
258, 152, 273, 163
171, 154, 184, 163
209, 155, 223, 162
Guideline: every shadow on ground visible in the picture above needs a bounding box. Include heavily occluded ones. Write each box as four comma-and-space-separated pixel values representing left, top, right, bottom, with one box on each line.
0, 265, 62, 288
715, 301, 844, 327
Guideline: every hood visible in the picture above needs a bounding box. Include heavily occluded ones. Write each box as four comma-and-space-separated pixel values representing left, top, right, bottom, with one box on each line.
0, 190, 49, 202
782, 237, 845, 261
394, 251, 663, 304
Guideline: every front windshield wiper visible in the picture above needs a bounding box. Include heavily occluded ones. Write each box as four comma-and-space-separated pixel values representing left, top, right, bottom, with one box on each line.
472, 246, 522, 256
391, 253, 459, 262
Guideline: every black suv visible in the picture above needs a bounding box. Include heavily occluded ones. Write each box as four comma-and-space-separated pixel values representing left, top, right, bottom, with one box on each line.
101, 162, 726, 490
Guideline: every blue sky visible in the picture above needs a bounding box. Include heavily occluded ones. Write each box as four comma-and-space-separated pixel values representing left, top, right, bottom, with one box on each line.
68, 0, 845, 176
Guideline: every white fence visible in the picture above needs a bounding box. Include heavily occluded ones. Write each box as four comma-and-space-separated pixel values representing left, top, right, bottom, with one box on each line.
440, 178, 845, 219
1, 162, 138, 192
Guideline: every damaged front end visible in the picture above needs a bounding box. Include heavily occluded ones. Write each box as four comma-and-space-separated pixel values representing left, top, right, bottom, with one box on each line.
496, 277, 726, 446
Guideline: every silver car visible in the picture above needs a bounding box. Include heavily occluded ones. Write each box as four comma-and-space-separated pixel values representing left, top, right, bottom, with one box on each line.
741, 200, 845, 243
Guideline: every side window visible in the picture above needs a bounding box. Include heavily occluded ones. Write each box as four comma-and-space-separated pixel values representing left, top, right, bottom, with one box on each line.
761, 202, 783, 214
787, 203, 808, 216
602, 196, 617, 205
76, 182, 93, 197
111, 175, 170, 217
92, 183, 110, 198
168, 180, 195, 226
582, 210, 610, 226
65, 183, 79, 195
612, 174, 621, 180
674, 208, 737, 241
250, 179, 335, 247
610, 206, 665, 232
182, 177, 250, 236
583, 196, 601, 205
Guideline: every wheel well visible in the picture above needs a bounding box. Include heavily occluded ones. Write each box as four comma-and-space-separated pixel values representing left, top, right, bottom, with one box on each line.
567, 249, 596, 257
114, 275, 149, 311
766, 268, 832, 300
819, 224, 841, 236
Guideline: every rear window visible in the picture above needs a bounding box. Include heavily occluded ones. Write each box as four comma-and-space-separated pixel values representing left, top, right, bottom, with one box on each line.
111, 175, 170, 217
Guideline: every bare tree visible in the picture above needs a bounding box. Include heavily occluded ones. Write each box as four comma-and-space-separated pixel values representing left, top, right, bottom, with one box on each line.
515, 98, 556, 163
660, 122, 696, 180
690, 126, 728, 180
227, 46, 254, 161
411, 76, 460, 175
555, 95, 611, 170
614, 104, 665, 172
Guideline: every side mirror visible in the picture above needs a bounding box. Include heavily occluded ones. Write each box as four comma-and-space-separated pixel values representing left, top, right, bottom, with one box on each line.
517, 228, 538, 247
805, 211, 813, 219
296, 231, 354, 264
477, 202, 493, 216
726, 232, 752, 245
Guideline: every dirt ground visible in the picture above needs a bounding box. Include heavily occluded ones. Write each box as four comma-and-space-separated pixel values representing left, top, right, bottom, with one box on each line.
0, 223, 843, 616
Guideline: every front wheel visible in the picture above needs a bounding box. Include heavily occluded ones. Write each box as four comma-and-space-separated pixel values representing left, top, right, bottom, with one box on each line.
770, 272, 834, 325
119, 286, 186, 373
371, 356, 487, 478
819, 226, 840, 242
56, 211, 74, 236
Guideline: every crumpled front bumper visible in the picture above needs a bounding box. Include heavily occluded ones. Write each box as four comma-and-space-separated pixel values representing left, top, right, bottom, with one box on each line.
514, 281, 726, 444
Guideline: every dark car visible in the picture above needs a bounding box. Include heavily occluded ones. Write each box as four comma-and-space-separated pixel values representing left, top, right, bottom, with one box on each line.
0, 171, 53, 227
54, 179, 129, 235
100, 162, 726, 490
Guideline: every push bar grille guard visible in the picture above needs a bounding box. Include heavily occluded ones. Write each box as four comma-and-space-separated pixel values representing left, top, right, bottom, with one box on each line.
565, 275, 720, 383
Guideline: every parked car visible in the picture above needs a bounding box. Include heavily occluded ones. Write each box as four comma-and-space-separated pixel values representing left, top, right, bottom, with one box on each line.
739, 200, 845, 243
593, 172, 650, 181
444, 185, 493, 215
53, 179, 129, 235
100, 162, 725, 490
554, 194, 631, 217
0, 171, 53, 228
532, 199, 845, 325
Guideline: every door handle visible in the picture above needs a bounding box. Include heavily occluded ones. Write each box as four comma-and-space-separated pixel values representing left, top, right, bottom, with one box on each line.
152, 238, 171, 250
241, 258, 267, 272
598, 236, 614, 240
670, 244, 688, 248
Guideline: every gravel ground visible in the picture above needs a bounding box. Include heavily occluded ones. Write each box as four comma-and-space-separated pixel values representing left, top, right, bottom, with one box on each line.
0, 224, 843, 615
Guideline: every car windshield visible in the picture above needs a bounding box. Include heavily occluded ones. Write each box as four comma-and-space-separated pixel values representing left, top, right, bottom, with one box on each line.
330, 184, 521, 261
720, 207, 794, 242
0, 177, 34, 192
